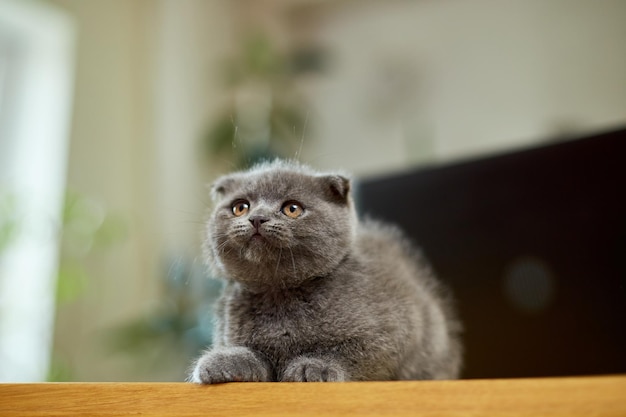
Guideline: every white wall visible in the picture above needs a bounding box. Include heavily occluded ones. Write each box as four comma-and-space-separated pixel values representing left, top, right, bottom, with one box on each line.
307, 0, 626, 175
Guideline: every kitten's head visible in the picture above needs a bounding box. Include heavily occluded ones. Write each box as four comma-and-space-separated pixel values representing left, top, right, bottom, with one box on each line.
205, 159, 356, 290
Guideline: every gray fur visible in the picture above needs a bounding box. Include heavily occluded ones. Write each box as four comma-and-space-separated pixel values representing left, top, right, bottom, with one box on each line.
189, 160, 462, 383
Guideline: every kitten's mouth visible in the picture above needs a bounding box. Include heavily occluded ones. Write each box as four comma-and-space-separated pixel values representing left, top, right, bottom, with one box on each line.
248, 231, 274, 249
247, 232, 270, 249
250, 232, 265, 241
247, 229, 275, 248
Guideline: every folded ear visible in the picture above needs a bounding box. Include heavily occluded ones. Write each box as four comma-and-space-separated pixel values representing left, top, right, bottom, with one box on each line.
210, 176, 236, 202
319, 174, 351, 204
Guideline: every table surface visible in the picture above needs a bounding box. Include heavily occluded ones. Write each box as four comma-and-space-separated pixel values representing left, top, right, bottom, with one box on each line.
1, 375, 625, 416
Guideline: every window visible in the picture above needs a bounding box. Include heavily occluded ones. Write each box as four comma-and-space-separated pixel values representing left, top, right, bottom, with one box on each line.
0, 0, 75, 382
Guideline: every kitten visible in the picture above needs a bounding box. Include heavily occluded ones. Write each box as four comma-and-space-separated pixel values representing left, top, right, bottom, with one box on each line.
189, 160, 462, 383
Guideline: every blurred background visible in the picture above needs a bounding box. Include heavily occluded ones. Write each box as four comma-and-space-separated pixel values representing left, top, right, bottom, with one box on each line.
0, 0, 625, 382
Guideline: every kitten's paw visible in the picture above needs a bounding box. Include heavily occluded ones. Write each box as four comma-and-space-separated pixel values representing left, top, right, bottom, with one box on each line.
190, 346, 271, 384
282, 356, 348, 382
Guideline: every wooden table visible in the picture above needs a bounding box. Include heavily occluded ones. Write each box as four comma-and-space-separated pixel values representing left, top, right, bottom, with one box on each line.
1, 375, 625, 416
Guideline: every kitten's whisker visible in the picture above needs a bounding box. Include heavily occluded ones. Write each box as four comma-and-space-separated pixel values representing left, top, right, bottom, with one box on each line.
216, 240, 230, 254
288, 248, 297, 279
274, 247, 283, 278
218, 241, 233, 255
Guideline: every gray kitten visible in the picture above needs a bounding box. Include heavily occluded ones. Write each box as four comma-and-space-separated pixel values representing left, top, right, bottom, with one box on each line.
189, 160, 462, 383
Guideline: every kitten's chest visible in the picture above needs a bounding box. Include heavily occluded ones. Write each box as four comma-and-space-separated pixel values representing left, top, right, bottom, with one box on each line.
225, 288, 331, 353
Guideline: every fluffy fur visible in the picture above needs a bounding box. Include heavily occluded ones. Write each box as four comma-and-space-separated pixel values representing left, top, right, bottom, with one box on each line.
189, 160, 462, 382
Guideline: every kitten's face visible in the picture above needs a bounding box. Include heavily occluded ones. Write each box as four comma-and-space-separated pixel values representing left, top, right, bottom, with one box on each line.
205, 162, 355, 290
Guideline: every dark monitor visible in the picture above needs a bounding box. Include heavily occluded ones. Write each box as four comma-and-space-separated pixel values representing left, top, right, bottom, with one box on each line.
356, 127, 626, 378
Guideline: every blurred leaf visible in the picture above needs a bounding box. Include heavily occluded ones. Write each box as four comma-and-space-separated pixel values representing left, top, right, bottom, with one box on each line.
107, 313, 199, 354
93, 214, 128, 248
56, 261, 88, 304
62, 191, 103, 229
288, 45, 329, 75
269, 102, 308, 146
54, 190, 128, 305
47, 356, 75, 382
243, 35, 282, 79
205, 114, 238, 155
108, 319, 172, 352
60, 190, 128, 253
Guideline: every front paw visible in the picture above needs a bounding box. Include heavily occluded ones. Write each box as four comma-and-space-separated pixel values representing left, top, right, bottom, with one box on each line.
282, 356, 348, 382
190, 346, 271, 384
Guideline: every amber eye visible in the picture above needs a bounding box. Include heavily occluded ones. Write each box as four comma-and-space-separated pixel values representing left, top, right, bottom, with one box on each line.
232, 200, 250, 217
281, 201, 304, 219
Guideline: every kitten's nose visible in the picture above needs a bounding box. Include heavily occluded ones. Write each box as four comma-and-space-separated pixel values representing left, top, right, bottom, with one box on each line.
249, 215, 270, 230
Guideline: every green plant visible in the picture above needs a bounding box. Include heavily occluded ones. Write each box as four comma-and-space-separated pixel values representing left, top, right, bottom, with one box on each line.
55, 190, 127, 304
106, 257, 222, 379
203, 33, 313, 168
47, 191, 128, 381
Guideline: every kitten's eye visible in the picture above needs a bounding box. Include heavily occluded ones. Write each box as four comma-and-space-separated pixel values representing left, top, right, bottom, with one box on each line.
232, 200, 250, 217
281, 201, 304, 219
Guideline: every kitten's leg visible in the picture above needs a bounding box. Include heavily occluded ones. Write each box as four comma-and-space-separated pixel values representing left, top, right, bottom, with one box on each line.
190, 346, 272, 384
282, 356, 349, 382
